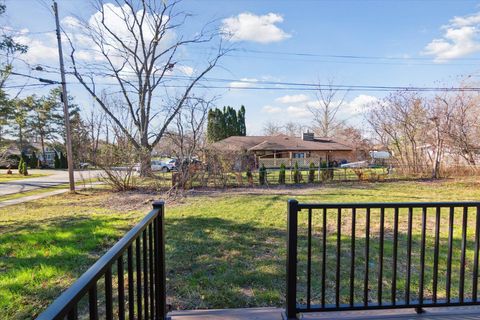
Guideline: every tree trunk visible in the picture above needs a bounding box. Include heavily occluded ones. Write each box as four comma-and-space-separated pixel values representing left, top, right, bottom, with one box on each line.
139, 147, 151, 177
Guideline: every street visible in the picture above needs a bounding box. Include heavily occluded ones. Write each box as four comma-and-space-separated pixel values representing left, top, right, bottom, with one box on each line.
0, 169, 103, 196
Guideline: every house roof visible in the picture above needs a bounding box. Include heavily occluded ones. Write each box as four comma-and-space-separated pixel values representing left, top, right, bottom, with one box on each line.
210, 134, 353, 152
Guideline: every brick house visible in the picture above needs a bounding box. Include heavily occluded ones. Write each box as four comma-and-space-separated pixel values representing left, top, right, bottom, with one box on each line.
210, 132, 354, 169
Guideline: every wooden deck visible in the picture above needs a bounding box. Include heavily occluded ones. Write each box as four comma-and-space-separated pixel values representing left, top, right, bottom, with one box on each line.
169, 306, 480, 319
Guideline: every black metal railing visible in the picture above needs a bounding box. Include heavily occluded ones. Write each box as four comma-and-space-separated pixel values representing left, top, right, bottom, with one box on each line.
37, 201, 168, 320
285, 200, 480, 319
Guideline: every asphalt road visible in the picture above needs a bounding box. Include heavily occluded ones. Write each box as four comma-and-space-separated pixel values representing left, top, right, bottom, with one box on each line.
0, 169, 103, 196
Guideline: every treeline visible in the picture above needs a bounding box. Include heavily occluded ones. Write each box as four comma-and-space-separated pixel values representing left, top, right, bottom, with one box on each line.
206, 105, 246, 142
367, 89, 480, 178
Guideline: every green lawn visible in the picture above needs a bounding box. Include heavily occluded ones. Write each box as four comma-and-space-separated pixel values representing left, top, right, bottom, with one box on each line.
1, 179, 480, 319
0, 173, 48, 182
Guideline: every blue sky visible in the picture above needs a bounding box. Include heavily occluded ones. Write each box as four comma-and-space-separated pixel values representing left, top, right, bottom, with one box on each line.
3, 0, 480, 134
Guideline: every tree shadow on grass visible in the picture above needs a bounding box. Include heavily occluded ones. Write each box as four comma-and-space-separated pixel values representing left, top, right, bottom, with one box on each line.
0, 214, 136, 319
165, 216, 287, 310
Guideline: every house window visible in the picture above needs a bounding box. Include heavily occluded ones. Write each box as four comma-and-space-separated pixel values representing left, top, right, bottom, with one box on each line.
293, 152, 305, 158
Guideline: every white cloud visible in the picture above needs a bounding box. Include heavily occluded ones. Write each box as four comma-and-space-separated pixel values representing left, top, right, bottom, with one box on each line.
221, 12, 291, 44
229, 78, 258, 88
423, 12, 480, 61
343, 94, 379, 115
286, 105, 310, 118
262, 105, 282, 114
275, 94, 309, 104
13, 32, 57, 64
176, 65, 194, 76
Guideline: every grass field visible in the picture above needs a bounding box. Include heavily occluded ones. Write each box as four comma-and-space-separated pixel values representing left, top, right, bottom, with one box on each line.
1, 178, 480, 319
0, 173, 48, 183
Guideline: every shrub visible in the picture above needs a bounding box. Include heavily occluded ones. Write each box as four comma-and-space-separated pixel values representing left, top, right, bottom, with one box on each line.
293, 161, 301, 183
308, 162, 315, 183
18, 158, 24, 174
259, 164, 267, 185
320, 160, 334, 181
278, 163, 286, 184
246, 166, 253, 185
22, 161, 28, 176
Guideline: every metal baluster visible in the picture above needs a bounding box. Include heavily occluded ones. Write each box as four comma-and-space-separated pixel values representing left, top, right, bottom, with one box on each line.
392, 207, 399, 305
128, 246, 135, 320
378, 207, 384, 305
405, 207, 413, 304
474, 206, 480, 302
136, 237, 142, 320
143, 229, 149, 319
321, 208, 327, 309
118, 255, 125, 320
307, 208, 312, 309
446, 207, 454, 303
149, 224, 155, 318
336, 208, 341, 308
364, 208, 370, 307
89, 284, 98, 320
460, 206, 468, 303
67, 305, 77, 320
105, 266, 113, 320
433, 207, 440, 304
350, 208, 356, 307
419, 207, 427, 305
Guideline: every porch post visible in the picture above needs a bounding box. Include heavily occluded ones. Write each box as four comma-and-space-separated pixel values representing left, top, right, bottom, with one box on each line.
274, 151, 277, 167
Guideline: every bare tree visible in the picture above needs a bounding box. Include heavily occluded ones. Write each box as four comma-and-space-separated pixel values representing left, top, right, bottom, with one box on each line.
66, 0, 226, 176
85, 107, 106, 166
308, 80, 348, 137
168, 96, 211, 189
262, 120, 282, 135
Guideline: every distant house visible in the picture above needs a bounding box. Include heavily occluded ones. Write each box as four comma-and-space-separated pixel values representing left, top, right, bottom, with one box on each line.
23, 142, 61, 168
210, 132, 354, 169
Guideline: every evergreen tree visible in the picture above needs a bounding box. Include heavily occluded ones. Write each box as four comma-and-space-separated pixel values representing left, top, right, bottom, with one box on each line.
308, 162, 315, 183
278, 163, 286, 184
60, 152, 67, 169
237, 105, 246, 136
18, 157, 24, 174
54, 152, 60, 169
29, 151, 38, 168
259, 163, 267, 185
293, 161, 301, 183
206, 105, 246, 142
21, 161, 28, 176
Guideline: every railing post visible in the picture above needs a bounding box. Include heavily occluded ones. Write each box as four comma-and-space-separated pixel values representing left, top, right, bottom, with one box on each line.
285, 199, 299, 320
153, 200, 168, 320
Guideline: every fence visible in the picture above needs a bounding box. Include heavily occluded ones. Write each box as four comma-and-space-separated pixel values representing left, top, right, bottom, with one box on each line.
286, 200, 480, 319
37, 201, 168, 320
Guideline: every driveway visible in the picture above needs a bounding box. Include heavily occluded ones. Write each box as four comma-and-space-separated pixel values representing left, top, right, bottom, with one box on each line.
0, 169, 103, 196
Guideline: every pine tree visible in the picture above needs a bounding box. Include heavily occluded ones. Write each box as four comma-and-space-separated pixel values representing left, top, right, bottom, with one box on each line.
206, 106, 246, 142
60, 152, 67, 169
54, 152, 60, 169
237, 105, 246, 136
29, 151, 38, 169
259, 163, 267, 185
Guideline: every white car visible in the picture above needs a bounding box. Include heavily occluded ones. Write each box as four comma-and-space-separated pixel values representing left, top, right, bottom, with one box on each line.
151, 160, 173, 172
134, 160, 174, 172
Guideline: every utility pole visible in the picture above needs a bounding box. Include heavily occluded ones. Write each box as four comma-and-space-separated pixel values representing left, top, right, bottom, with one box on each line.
53, 0, 75, 192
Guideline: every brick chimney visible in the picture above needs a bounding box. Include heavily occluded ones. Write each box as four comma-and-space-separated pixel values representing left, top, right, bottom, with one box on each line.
302, 132, 314, 141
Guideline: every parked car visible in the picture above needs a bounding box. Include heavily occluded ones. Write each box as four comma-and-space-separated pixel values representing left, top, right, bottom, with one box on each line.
134, 160, 175, 172
152, 160, 176, 172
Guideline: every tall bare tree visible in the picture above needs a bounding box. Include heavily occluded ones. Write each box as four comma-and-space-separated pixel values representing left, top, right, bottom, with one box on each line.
67, 0, 226, 175
308, 80, 348, 137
